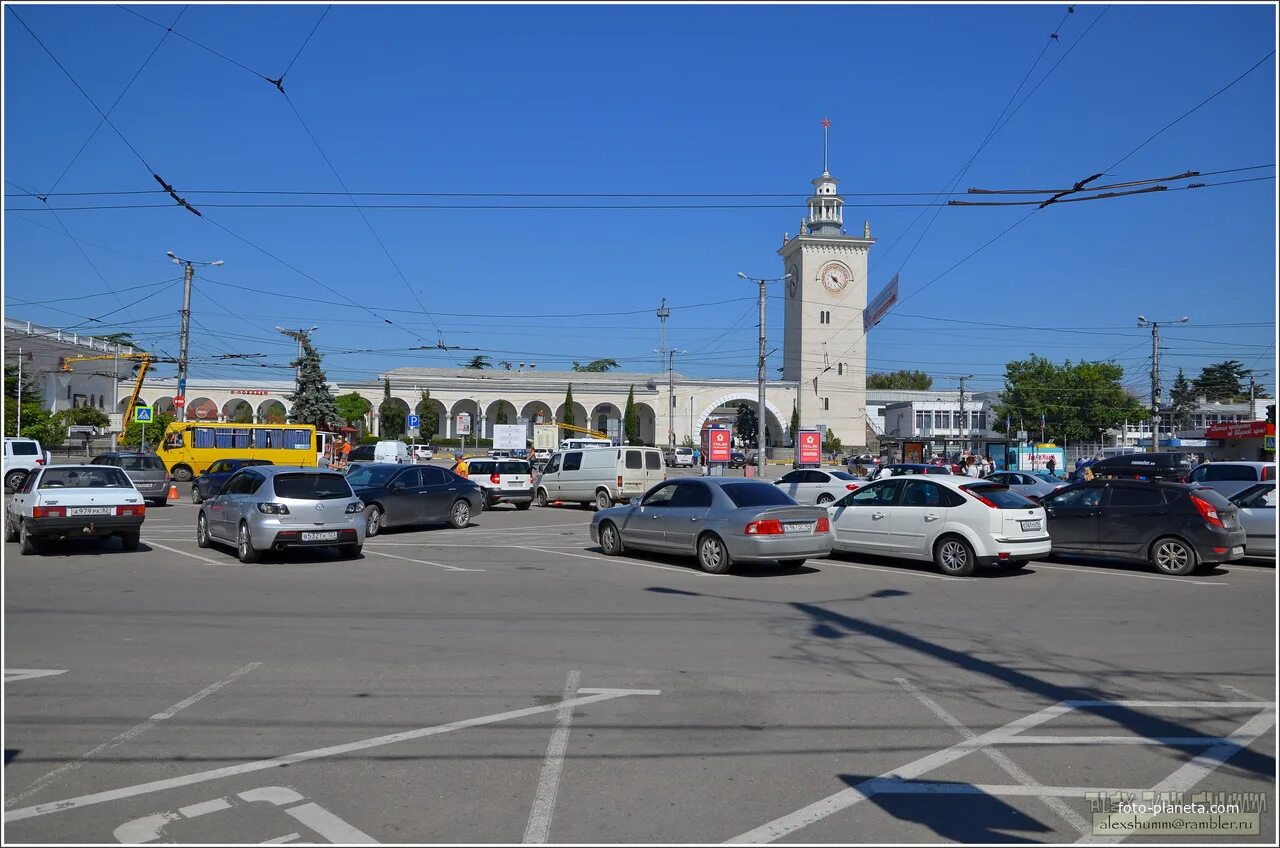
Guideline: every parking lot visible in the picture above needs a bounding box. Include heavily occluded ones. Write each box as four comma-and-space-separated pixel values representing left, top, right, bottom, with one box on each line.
4, 484, 1275, 843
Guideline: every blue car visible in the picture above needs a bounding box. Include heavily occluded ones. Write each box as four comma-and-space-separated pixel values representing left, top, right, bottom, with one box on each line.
191, 458, 274, 504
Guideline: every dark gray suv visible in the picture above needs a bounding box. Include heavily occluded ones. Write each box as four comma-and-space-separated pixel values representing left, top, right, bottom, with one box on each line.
91, 451, 171, 505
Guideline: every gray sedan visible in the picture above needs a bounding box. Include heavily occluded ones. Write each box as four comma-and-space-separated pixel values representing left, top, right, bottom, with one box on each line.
983, 471, 1067, 502
589, 478, 833, 574
1229, 482, 1275, 559
197, 466, 366, 563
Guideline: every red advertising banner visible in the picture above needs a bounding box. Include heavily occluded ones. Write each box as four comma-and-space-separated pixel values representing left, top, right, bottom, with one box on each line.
709, 428, 732, 463
1205, 420, 1274, 439
798, 430, 822, 465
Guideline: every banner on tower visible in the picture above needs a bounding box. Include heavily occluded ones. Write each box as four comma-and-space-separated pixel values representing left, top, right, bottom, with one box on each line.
863, 273, 899, 332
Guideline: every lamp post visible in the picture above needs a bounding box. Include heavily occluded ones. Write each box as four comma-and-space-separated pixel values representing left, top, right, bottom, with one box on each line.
737, 271, 791, 478
166, 252, 223, 421
1136, 315, 1189, 452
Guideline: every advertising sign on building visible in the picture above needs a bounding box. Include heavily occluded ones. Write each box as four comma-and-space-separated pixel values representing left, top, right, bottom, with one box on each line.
797, 429, 822, 465
455, 413, 471, 436
1205, 420, 1274, 440
708, 427, 732, 463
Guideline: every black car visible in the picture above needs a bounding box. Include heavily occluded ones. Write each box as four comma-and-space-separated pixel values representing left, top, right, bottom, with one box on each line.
191, 458, 273, 504
1041, 478, 1246, 575
345, 462, 484, 536
1088, 451, 1195, 482
347, 444, 376, 463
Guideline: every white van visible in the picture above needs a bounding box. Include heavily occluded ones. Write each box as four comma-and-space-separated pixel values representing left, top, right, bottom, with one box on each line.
559, 438, 614, 451
535, 446, 666, 510
373, 440, 412, 464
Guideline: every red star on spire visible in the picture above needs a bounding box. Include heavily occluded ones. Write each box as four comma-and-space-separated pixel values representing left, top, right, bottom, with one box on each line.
821, 118, 832, 128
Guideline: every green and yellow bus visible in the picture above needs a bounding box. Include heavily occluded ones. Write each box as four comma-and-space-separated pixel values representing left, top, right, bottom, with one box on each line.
158, 421, 319, 481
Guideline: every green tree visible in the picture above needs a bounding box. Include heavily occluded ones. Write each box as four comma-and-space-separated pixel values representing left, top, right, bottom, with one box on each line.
119, 412, 175, 450
335, 392, 372, 429
1169, 368, 1198, 431
1192, 360, 1254, 402
735, 401, 759, 447
822, 428, 842, 456
496, 406, 509, 425
464, 355, 492, 370
281, 329, 339, 429
572, 358, 620, 373
498, 360, 513, 370
228, 403, 254, 424
96, 331, 138, 349
416, 390, 439, 438
680, 434, 695, 449
4, 364, 41, 437
623, 385, 639, 445
64, 406, 110, 428
991, 355, 1148, 445
866, 370, 933, 390
379, 379, 405, 438
790, 401, 800, 446
561, 384, 575, 439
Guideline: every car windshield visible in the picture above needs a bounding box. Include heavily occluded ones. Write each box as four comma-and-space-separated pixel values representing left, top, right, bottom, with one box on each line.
1027, 471, 1060, 482
961, 483, 1037, 508
273, 473, 353, 500
113, 455, 166, 472
721, 481, 796, 508
345, 466, 400, 488
38, 467, 132, 489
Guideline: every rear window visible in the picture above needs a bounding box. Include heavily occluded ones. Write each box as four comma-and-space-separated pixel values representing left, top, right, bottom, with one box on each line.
1198, 465, 1260, 482
721, 482, 796, 508
272, 473, 352, 500
38, 467, 132, 489
646, 452, 661, 470
625, 450, 643, 470
10, 441, 39, 456
115, 455, 166, 472
961, 483, 1037, 509
492, 461, 530, 474
829, 470, 856, 481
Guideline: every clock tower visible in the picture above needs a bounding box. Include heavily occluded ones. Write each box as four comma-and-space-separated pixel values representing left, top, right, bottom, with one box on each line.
777, 128, 874, 448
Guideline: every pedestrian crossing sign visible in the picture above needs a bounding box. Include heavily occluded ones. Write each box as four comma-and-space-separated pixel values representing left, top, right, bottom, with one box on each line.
134, 406, 153, 423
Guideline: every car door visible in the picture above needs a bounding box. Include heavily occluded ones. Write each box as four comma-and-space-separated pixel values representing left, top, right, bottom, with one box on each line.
626, 482, 679, 551
209, 471, 253, 541
1097, 482, 1169, 559
661, 482, 714, 554
1235, 485, 1276, 555
891, 479, 950, 559
382, 466, 425, 527
1041, 484, 1103, 553
828, 479, 903, 555
417, 465, 457, 522
776, 470, 804, 502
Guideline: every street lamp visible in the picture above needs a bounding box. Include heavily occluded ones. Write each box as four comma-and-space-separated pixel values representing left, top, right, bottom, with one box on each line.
167, 252, 223, 420
737, 271, 791, 478
1136, 315, 1189, 452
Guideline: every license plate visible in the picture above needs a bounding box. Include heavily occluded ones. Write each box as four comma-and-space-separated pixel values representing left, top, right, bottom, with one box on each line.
783, 522, 815, 534
68, 507, 112, 516
301, 531, 338, 542
1231, 546, 1244, 557
1019, 520, 1041, 531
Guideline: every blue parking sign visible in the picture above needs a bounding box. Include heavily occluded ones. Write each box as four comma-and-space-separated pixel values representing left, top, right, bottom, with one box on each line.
407, 414, 420, 429
134, 406, 152, 422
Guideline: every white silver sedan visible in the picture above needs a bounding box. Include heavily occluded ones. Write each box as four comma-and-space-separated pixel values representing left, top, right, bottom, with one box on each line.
4, 464, 146, 555
983, 470, 1067, 502
775, 467, 863, 505
1229, 482, 1275, 559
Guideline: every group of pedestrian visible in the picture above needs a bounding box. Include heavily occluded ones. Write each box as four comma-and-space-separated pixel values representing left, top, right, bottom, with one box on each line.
961, 455, 995, 477
323, 437, 352, 470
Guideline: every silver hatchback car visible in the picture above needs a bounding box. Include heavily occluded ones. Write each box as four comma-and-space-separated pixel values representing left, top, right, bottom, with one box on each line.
196, 466, 365, 563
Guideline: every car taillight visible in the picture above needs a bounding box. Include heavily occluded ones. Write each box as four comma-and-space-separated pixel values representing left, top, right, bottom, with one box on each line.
32, 506, 65, 518
745, 519, 784, 535
491, 473, 502, 484
115, 504, 145, 516
846, 483, 858, 490
345, 500, 364, 514
35, 458, 46, 465
816, 516, 830, 533
1190, 494, 1223, 527
617, 475, 624, 488
256, 503, 291, 515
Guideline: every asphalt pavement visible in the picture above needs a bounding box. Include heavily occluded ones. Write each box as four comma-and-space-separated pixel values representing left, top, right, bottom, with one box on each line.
3, 483, 1275, 844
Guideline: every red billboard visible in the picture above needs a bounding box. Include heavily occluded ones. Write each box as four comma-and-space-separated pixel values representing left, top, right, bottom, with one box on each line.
708, 428, 732, 463
1205, 420, 1274, 439
797, 430, 822, 465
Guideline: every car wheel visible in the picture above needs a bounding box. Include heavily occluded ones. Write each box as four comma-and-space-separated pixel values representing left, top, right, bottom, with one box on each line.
5, 469, 27, 492
236, 522, 259, 564
697, 533, 732, 574
449, 499, 471, 529
516, 501, 531, 511
364, 504, 383, 538
816, 494, 835, 505
778, 558, 806, 569
480, 495, 490, 512
191, 487, 204, 504
19, 521, 40, 556
120, 532, 140, 552
171, 464, 193, 483
599, 521, 623, 555
1150, 536, 1197, 576
338, 543, 362, 559
595, 490, 612, 511
4, 512, 19, 543
934, 536, 976, 577
196, 512, 212, 548
535, 488, 549, 507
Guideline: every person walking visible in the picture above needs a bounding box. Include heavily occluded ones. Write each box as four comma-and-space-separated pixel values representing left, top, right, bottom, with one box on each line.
1046, 455, 1057, 477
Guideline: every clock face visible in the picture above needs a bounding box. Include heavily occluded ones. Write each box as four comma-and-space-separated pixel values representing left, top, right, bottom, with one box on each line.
819, 261, 851, 294
787, 265, 799, 298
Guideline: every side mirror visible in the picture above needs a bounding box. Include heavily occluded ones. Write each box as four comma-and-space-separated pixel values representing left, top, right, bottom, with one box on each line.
629, 497, 640, 506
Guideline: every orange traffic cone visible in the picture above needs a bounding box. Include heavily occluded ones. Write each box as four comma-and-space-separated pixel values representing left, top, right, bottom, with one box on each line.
168, 482, 179, 501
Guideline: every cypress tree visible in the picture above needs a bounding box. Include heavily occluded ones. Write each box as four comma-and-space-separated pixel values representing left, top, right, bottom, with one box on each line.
624, 385, 639, 444
562, 384, 575, 439
790, 401, 800, 446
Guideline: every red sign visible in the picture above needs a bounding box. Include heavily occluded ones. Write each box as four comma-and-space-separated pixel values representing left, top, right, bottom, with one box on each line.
173, 396, 186, 408
798, 430, 822, 465
709, 428, 732, 463
1205, 420, 1274, 439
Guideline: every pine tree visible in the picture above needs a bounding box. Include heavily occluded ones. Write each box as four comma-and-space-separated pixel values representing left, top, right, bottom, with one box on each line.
624, 385, 639, 445
562, 384, 575, 439
417, 390, 438, 438
790, 402, 800, 446
282, 330, 339, 430
1169, 368, 1198, 431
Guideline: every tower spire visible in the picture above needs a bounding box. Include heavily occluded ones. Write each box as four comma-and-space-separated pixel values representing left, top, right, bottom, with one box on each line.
820, 117, 831, 176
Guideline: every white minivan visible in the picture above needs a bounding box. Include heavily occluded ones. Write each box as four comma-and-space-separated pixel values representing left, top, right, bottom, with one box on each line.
536, 447, 666, 510
373, 440, 412, 464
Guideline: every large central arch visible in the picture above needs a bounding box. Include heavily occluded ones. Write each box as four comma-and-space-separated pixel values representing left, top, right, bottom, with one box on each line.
694, 393, 787, 449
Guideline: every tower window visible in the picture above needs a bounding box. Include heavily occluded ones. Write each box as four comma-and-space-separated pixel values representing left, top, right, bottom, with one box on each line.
823, 397, 830, 411
837, 363, 843, 376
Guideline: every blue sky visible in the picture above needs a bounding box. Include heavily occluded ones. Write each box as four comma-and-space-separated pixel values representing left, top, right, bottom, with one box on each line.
4, 2, 1276, 399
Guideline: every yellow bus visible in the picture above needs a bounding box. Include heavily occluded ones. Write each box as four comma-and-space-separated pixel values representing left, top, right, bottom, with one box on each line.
157, 421, 319, 481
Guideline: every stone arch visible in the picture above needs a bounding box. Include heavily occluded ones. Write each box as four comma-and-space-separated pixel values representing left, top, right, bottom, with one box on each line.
695, 393, 787, 452
222, 398, 254, 424
258, 398, 287, 424
118, 396, 146, 413
633, 402, 657, 445
554, 401, 590, 437
416, 397, 448, 439
447, 398, 483, 440
185, 396, 217, 421
485, 399, 519, 436
378, 397, 411, 438
590, 402, 623, 439
152, 396, 176, 419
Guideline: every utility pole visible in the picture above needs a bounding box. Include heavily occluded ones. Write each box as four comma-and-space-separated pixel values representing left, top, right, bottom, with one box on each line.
15, 347, 23, 435
956, 374, 974, 456
167, 251, 224, 421
737, 271, 791, 478
656, 298, 670, 375
1137, 315, 1189, 453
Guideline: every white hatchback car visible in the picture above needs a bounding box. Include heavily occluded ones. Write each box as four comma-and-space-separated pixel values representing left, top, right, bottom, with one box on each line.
775, 467, 863, 505
409, 444, 435, 462
825, 475, 1049, 576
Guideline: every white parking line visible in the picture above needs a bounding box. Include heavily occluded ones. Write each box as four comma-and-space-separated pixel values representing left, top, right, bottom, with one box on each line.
5, 686, 660, 823
360, 549, 483, 572
6, 662, 261, 807
522, 670, 581, 843
822, 561, 975, 581
1029, 562, 1226, 585
518, 545, 714, 577
142, 539, 237, 567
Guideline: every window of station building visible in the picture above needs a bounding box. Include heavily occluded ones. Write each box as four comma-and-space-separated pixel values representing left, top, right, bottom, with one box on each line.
822, 397, 830, 411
